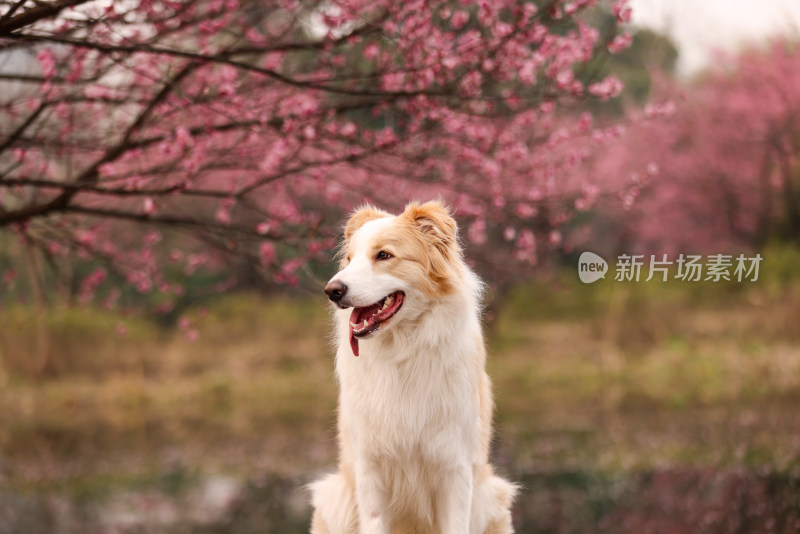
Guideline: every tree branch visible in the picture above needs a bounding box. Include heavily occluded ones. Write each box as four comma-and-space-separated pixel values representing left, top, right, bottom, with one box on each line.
3, 33, 447, 98
0, 62, 197, 226
0, 97, 46, 154
0, 0, 28, 24
0, 0, 93, 34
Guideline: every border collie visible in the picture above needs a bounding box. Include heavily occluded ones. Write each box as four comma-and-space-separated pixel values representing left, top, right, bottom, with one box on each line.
310, 200, 516, 534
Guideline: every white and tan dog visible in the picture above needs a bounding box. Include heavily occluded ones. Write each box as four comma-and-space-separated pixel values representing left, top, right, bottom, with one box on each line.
310, 201, 516, 534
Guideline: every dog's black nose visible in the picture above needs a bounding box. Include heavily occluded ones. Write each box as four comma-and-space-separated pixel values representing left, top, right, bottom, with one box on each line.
325, 280, 347, 303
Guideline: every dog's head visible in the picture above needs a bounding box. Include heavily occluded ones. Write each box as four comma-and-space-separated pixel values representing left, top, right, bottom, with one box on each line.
325, 200, 461, 355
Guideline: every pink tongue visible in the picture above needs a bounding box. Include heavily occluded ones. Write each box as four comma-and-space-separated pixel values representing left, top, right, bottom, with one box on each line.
350, 330, 359, 356
349, 308, 361, 357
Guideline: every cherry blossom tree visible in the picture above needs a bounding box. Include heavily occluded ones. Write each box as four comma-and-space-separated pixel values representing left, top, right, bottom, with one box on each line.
0, 0, 633, 306
580, 41, 800, 257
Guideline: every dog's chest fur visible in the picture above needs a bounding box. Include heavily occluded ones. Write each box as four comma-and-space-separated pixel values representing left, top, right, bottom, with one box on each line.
337, 304, 482, 453
335, 307, 483, 526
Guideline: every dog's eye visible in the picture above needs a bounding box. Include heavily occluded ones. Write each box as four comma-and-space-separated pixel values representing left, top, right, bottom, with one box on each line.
375, 251, 392, 261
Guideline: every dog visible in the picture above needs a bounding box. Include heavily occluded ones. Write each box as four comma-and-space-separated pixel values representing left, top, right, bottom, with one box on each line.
309, 200, 517, 534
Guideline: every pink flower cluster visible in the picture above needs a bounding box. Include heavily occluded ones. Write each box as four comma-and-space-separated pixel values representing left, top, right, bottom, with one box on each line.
0, 0, 635, 300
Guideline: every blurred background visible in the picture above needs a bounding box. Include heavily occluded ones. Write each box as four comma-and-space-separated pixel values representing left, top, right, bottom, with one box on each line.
1, 0, 800, 532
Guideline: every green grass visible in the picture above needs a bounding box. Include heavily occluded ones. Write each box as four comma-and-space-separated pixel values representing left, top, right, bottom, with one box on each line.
488, 250, 800, 472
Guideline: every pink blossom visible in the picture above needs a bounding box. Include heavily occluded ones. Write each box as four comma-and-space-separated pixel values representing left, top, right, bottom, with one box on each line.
76, 229, 97, 246
263, 51, 284, 70
514, 229, 537, 264
375, 127, 396, 146
185, 253, 208, 275
612, 0, 633, 23
84, 84, 111, 99
518, 61, 537, 86
260, 242, 276, 265
78, 268, 108, 303
98, 162, 116, 177
577, 112, 593, 133
515, 203, 537, 218
48, 242, 66, 256
308, 240, 323, 254
178, 315, 191, 330
216, 207, 231, 225
144, 231, 161, 245
467, 219, 487, 245
282, 257, 303, 274
493, 22, 513, 38
459, 70, 482, 97
522, 3, 538, 21
381, 71, 405, 91
258, 139, 289, 173
644, 100, 676, 119
175, 126, 193, 149
363, 42, 379, 60
608, 32, 633, 54
340, 122, 357, 137
450, 10, 469, 30
588, 75, 624, 100
37, 49, 56, 78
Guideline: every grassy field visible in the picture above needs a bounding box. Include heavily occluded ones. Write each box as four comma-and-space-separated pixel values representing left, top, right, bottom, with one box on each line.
1, 248, 800, 531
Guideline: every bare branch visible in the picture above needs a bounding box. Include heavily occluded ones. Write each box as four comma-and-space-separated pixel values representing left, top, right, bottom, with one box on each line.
0, 0, 28, 24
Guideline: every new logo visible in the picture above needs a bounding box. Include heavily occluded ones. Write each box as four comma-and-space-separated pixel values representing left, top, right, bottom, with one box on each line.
578, 251, 608, 284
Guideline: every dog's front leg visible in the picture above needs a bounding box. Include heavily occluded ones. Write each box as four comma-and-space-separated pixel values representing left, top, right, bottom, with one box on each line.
355, 458, 390, 534
437, 463, 474, 534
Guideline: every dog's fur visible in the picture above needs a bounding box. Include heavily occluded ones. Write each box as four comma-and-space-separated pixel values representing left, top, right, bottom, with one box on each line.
310, 201, 516, 534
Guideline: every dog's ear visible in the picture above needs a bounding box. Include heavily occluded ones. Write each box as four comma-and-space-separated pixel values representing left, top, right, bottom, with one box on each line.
402, 200, 461, 296
403, 200, 458, 250
344, 204, 390, 241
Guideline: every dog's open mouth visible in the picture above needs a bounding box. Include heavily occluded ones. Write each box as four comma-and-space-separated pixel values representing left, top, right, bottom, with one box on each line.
348, 291, 405, 356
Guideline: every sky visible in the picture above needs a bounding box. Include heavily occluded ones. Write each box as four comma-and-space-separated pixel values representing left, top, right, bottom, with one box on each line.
630, 0, 800, 76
